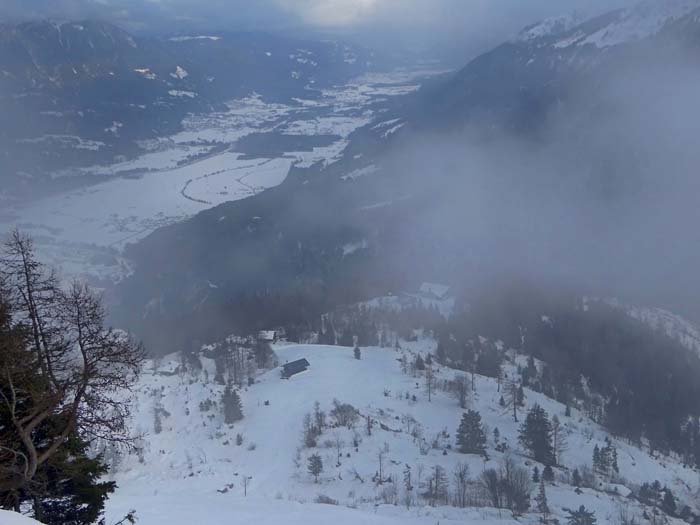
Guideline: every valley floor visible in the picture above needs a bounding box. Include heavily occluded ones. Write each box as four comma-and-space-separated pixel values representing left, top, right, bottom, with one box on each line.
0, 68, 437, 286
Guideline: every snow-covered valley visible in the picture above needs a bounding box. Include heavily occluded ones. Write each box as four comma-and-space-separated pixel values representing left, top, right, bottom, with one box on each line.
0, 69, 436, 285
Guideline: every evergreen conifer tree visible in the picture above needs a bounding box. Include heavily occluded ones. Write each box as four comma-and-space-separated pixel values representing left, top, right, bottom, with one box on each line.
572, 468, 582, 488
662, 488, 677, 516
542, 465, 554, 482
222, 386, 244, 424
308, 454, 323, 483
519, 404, 555, 465
456, 410, 487, 456
32, 434, 116, 525
593, 445, 601, 472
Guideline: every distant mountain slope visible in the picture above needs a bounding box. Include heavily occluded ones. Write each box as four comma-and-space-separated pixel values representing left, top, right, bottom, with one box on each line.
603, 298, 700, 356
372, 0, 700, 137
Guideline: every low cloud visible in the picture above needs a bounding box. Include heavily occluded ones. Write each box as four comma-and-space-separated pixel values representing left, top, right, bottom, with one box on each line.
370, 40, 700, 317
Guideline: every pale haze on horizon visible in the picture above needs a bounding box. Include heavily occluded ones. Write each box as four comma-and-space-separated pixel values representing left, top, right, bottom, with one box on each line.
0, 0, 636, 57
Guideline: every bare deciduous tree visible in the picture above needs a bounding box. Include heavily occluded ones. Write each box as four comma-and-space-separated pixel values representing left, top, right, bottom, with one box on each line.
376, 443, 390, 484
0, 231, 143, 498
502, 379, 521, 422
552, 414, 568, 465
424, 365, 435, 402
451, 374, 470, 409
453, 462, 470, 508
333, 432, 344, 467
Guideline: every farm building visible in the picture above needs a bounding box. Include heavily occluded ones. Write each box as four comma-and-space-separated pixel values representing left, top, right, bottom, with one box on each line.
281, 358, 310, 379
258, 329, 285, 343
418, 282, 450, 300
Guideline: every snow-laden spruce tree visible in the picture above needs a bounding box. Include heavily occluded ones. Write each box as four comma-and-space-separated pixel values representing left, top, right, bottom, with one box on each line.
456, 410, 487, 456
307, 454, 323, 483
519, 404, 554, 465
222, 386, 243, 424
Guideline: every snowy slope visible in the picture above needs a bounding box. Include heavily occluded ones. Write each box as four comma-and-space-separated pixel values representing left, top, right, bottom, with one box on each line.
0, 511, 43, 525
515, 14, 583, 43
103, 340, 699, 524
554, 0, 700, 48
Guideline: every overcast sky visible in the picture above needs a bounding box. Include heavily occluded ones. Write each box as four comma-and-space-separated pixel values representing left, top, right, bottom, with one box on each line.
0, 0, 636, 58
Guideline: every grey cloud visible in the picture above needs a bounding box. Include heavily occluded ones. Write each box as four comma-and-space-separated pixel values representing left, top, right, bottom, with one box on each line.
0, 0, 636, 57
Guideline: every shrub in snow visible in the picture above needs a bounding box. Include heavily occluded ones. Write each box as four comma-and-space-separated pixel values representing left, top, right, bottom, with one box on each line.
330, 399, 359, 428
315, 494, 338, 505
564, 505, 597, 525
480, 457, 531, 515
302, 413, 320, 448
199, 398, 215, 412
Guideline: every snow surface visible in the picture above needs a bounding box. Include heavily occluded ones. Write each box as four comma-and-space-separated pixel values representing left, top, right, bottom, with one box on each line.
17, 135, 105, 151
171, 66, 189, 79
168, 90, 197, 98
515, 14, 583, 42
169, 36, 222, 42
102, 338, 698, 524
0, 511, 42, 525
555, 0, 700, 48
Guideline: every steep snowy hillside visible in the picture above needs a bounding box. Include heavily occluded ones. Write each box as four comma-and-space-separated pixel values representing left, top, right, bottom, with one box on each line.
555, 0, 700, 48
391, 0, 700, 135
514, 14, 584, 43
602, 298, 700, 356
103, 341, 698, 524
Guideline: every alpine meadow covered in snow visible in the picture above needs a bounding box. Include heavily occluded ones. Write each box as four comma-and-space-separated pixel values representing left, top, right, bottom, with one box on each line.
3, 0, 700, 524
